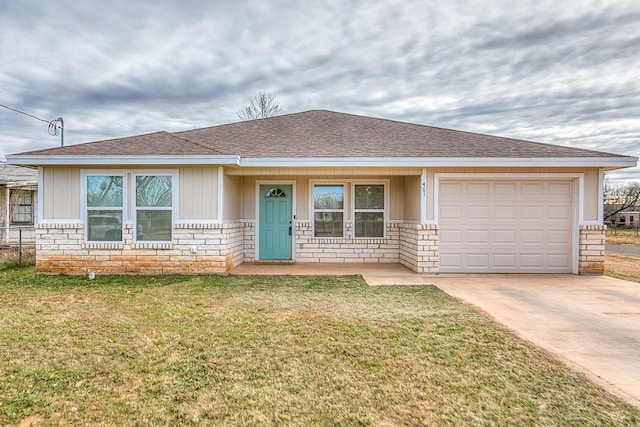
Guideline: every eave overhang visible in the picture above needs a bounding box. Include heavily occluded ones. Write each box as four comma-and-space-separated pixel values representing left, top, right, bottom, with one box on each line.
6, 154, 241, 166
6, 154, 637, 169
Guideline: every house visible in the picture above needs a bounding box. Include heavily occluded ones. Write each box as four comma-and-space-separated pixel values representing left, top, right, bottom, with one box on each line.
6, 110, 638, 275
0, 163, 37, 246
612, 211, 640, 228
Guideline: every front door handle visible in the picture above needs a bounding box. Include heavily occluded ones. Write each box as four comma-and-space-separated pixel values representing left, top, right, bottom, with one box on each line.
289, 226, 292, 236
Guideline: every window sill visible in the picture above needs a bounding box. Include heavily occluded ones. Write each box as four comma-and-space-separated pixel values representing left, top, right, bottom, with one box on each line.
83, 242, 124, 250
132, 242, 173, 250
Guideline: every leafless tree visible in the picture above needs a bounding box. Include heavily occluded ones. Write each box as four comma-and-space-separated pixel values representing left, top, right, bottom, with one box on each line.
603, 180, 640, 222
237, 93, 282, 120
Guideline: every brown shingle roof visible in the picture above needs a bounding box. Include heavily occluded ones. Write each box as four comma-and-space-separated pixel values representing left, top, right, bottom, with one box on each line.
15, 110, 626, 158
21, 131, 226, 156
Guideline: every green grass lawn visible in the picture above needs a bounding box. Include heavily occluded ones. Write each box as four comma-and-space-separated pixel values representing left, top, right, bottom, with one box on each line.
1, 269, 639, 426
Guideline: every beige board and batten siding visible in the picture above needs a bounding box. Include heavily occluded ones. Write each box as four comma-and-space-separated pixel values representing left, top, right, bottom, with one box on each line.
237, 174, 409, 221
41, 167, 81, 220
223, 174, 242, 220
42, 166, 220, 222
179, 167, 217, 220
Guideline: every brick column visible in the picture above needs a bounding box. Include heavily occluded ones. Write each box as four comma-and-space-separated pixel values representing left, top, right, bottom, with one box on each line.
399, 224, 439, 273
579, 224, 606, 275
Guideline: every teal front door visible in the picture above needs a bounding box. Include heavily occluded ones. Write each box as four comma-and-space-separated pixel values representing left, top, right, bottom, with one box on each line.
259, 184, 293, 260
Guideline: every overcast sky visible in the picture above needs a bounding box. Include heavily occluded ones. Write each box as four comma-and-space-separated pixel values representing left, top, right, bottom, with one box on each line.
1, 0, 639, 180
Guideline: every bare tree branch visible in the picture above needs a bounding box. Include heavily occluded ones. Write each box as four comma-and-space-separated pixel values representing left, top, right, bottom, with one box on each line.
237, 93, 282, 120
603, 180, 640, 222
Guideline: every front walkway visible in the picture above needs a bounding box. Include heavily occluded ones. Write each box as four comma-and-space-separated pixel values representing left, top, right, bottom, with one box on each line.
231, 263, 640, 408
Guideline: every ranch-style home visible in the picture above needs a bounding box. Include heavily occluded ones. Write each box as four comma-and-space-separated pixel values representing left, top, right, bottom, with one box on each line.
7, 110, 638, 275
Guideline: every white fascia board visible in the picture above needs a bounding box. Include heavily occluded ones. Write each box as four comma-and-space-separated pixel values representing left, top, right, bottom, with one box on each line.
7, 154, 637, 169
238, 156, 639, 168
6, 154, 240, 166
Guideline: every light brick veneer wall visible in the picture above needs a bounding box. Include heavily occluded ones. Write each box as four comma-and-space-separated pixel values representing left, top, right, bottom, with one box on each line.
399, 224, 439, 273
294, 221, 401, 263
35, 222, 245, 275
579, 224, 606, 275
243, 222, 256, 263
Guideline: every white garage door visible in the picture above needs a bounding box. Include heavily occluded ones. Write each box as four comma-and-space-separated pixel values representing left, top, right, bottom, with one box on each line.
439, 179, 574, 273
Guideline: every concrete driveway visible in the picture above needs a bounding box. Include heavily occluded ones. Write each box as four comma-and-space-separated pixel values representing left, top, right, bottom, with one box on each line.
431, 274, 640, 407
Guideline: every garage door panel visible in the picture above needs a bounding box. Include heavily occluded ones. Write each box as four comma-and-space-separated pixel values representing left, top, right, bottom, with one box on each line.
548, 254, 571, 268
493, 254, 516, 268
494, 229, 516, 244
467, 229, 489, 243
494, 183, 517, 196
521, 206, 544, 219
440, 229, 463, 244
548, 205, 572, 220
440, 206, 462, 219
520, 254, 544, 268
441, 182, 463, 196
439, 179, 573, 273
549, 182, 572, 197
467, 206, 490, 219
521, 229, 544, 243
440, 253, 462, 269
466, 253, 490, 267
547, 229, 571, 244
522, 182, 545, 195
468, 183, 490, 196
494, 206, 517, 219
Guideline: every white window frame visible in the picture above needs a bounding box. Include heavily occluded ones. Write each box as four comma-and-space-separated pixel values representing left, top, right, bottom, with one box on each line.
353, 182, 387, 239
310, 179, 389, 239
82, 172, 126, 243
81, 169, 178, 244
133, 171, 177, 244
311, 182, 346, 238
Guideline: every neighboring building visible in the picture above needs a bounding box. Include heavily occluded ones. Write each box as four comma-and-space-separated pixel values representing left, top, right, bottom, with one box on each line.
6, 110, 638, 275
612, 211, 640, 228
0, 164, 38, 245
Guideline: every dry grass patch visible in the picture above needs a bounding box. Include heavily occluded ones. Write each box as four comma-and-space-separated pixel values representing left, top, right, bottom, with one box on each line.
607, 228, 640, 246
1, 270, 639, 426
606, 254, 640, 283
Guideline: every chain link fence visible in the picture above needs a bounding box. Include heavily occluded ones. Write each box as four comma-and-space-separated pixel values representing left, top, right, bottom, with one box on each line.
0, 226, 36, 267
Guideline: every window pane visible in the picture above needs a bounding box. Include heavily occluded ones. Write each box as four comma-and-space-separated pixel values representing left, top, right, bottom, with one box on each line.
314, 185, 344, 209
314, 212, 343, 237
87, 210, 122, 241
355, 185, 384, 209
137, 210, 172, 241
355, 212, 384, 237
136, 176, 172, 207
87, 176, 123, 207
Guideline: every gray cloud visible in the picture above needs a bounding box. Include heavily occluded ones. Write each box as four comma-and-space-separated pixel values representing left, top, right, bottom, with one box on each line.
1, 0, 639, 178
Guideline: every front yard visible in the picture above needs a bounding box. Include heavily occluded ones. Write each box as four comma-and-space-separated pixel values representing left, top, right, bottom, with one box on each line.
1, 270, 639, 426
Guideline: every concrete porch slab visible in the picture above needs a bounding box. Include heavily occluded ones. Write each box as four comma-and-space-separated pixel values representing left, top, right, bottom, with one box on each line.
230, 262, 432, 285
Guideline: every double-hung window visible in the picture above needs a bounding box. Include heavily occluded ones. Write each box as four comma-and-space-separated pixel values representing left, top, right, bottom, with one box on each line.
135, 175, 173, 242
354, 185, 385, 238
86, 175, 124, 242
313, 185, 344, 237
10, 190, 33, 225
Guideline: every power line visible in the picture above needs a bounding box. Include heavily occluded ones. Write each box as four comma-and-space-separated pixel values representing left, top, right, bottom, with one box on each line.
0, 103, 50, 123
0, 102, 65, 147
